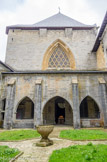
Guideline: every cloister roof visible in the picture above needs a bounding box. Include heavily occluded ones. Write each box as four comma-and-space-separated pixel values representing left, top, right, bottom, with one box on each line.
92, 11, 107, 52
0, 60, 14, 71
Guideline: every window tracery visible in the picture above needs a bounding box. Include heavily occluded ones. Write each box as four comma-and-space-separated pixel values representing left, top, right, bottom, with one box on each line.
48, 46, 70, 68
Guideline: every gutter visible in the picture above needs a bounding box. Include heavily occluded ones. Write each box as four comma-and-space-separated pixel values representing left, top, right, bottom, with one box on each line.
2, 70, 107, 75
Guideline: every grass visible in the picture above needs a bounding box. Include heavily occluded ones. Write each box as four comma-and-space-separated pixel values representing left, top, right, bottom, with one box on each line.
0, 145, 20, 162
49, 143, 107, 162
0, 129, 40, 141
60, 129, 107, 140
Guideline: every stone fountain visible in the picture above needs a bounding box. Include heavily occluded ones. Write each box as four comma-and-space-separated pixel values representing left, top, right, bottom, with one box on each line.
36, 125, 54, 147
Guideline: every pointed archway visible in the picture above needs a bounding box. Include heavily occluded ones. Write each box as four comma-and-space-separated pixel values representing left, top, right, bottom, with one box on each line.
42, 39, 76, 70
80, 96, 100, 118
80, 96, 102, 127
16, 97, 34, 119
0, 99, 6, 128
43, 96, 73, 125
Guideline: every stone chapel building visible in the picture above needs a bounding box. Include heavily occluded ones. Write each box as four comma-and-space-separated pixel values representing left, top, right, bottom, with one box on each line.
0, 12, 107, 129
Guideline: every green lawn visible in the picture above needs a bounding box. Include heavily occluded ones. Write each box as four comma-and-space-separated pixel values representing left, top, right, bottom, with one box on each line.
60, 129, 107, 140
0, 129, 40, 141
49, 143, 107, 162
0, 146, 20, 162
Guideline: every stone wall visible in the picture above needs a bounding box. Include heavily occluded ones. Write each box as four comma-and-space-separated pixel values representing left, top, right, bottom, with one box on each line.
65, 102, 73, 125
103, 25, 107, 67
5, 29, 96, 71
43, 98, 55, 124
96, 44, 106, 70
0, 64, 10, 127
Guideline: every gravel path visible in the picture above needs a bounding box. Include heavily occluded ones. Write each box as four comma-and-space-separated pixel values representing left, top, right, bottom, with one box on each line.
0, 126, 107, 162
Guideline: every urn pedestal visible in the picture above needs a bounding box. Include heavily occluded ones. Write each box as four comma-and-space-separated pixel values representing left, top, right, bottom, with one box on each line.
36, 125, 54, 147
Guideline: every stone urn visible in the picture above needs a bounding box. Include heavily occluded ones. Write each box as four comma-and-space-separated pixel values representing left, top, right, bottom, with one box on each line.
36, 125, 54, 147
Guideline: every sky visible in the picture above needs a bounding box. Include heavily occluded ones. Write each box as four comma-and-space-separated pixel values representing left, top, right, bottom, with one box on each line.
0, 0, 107, 62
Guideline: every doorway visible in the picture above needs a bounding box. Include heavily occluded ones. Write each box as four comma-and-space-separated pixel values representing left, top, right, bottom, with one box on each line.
43, 96, 73, 125
55, 97, 65, 124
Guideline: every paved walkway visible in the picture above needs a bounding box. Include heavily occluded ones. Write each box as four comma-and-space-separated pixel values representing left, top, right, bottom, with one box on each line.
0, 126, 107, 162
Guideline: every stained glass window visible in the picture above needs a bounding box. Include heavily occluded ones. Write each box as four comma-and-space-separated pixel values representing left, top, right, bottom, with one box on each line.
48, 46, 70, 68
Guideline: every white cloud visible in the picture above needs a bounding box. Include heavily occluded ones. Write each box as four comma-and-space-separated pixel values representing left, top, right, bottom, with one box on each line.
0, 0, 25, 12
0, 0, 106, 61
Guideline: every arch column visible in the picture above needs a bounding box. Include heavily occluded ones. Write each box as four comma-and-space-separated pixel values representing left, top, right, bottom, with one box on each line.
34, 79, 42, 127
72, 78, 80, 129
4, 80, 16, 129
99, 79, 107, 128
0, 100, 2, 125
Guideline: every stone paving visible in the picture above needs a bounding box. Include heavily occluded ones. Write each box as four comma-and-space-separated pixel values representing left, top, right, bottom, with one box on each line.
0, 126, 107, 162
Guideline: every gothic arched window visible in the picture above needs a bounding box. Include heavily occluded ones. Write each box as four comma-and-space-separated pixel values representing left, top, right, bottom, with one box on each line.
80, 96, 100, 118
16, 97, 34, 119
48, 46, 70, 69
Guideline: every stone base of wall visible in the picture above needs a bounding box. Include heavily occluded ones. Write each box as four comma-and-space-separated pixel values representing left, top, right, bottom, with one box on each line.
13, 120, 34, 128
80, 119, 103, 127
4, 119, 104, 128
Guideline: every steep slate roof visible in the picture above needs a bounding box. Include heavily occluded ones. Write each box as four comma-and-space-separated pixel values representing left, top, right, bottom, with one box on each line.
0, 60, 14, 71
6, 12, 96, 34
33, 12, 95, 27
92, 11, 107, 52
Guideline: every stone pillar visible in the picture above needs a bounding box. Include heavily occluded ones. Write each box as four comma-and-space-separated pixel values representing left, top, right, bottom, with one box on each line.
34, 79, 42, 127
99, 78, 107, 128
0, 100, 2, 119
72, 78, 80, 129
4, 80, 16, 129
0, 100, 2, 127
